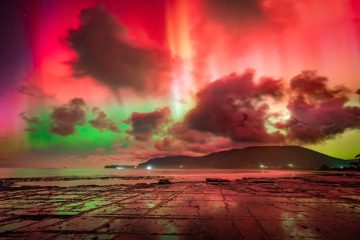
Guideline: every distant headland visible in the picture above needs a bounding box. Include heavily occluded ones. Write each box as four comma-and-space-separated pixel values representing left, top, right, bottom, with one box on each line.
135, 146, 357, 170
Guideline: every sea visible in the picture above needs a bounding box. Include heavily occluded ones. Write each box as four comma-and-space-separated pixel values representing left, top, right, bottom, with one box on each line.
0, 168, 313, 187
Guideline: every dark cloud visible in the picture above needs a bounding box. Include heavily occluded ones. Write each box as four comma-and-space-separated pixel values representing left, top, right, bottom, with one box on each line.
154, 138, 174, 152
17, 83, 53, 99
202, 0, 295, 30
127, 107, 171, 141
185, 137, 239, 154
183, 70, 360, 146
67, 4, 171, 94
290, 71, 349, 100
185, 69, 284, 143
278, 71, 360, 143
19, 112, 39, 124
204, 0, 266, 25
89, 107, 120, 133
50, 98, 86, 136
169, 122, 210, 144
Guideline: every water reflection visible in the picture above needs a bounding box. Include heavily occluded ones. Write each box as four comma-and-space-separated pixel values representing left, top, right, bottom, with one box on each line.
1, 168, 310, 179
15, 178, 156, 187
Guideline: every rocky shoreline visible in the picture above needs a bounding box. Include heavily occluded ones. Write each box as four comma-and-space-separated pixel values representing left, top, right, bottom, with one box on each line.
0, 174, 359, 239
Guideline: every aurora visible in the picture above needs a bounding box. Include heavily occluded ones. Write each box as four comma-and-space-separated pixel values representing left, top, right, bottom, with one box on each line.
1, 0, 360, 167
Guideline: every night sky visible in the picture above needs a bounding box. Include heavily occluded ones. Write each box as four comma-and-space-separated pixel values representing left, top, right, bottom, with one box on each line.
1, 0, 360, 167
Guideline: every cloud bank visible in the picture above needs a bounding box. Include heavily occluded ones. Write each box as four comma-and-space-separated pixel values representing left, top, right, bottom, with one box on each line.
50, 98, 86, 136
67, 5, 172, 95
278, 71, 360, 143
126, 107, 171, 141
185, 69, 284, 143
90, 107, 120, 133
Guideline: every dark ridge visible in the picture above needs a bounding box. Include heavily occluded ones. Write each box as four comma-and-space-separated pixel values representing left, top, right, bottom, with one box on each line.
137, 146, 351, 169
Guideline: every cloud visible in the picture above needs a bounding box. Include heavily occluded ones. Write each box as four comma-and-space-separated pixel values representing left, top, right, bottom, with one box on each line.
154, 138, 175, 152
204, 0, 266, 26
67, 4, 172, 94
89, 107, 120, 133
169, 122, 210, 144
290, 71, 349, 100
277, 71, 360, 143
17, 83, 53, 99
50, 98, 86, 136
185, 136, 239, 154
126, 107, 171, 141
184, 69, 284, 143
19, 112, 39, 124
202, 0, 295, 30
183, 70, 360, 145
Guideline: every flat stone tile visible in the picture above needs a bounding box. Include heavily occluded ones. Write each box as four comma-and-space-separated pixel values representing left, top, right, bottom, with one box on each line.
52, 234, 92, 240
85, 205, 124, 216
18, 218, 64, 232
115, 208, 149, 215
260, 219, 321, 239
45, 217, 109, 231
234, 218, 266, 240
113, 233, 200, 240
198, 218, 237, 234
191, 200, 227, 217
16, 232, 57, 240
0, 220, 38, 234
103, 218, 137, 233
148, 206, 199, 216
162, 200, 190, 207
226, 201, 252, 217
247, 204, 288, 220
125, 218, 199, 234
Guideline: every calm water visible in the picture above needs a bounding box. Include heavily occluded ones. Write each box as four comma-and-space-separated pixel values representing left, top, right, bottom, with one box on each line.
0, 168, 311, 179
0, 168, 319, 187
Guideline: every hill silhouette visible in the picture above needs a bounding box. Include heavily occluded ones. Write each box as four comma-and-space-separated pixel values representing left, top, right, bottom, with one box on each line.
137, 146, 350, 169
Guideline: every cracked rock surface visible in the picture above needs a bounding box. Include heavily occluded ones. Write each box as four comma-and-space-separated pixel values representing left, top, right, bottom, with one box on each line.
0, 174, 359, 239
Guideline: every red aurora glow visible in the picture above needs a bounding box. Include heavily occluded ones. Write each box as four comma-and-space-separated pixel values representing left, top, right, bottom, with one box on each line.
0, 0, 360, 167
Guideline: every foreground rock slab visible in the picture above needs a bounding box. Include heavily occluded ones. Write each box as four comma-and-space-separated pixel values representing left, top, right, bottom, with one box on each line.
0, 174, 359, 239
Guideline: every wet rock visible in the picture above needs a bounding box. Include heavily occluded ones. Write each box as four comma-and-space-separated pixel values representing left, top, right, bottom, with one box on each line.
135, 183, 148, 187
0, 174, 360, 239
158, 179, 171, 184
0, 181, 14, 187
243, 178, 275, 184
206, 178, 231, 183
